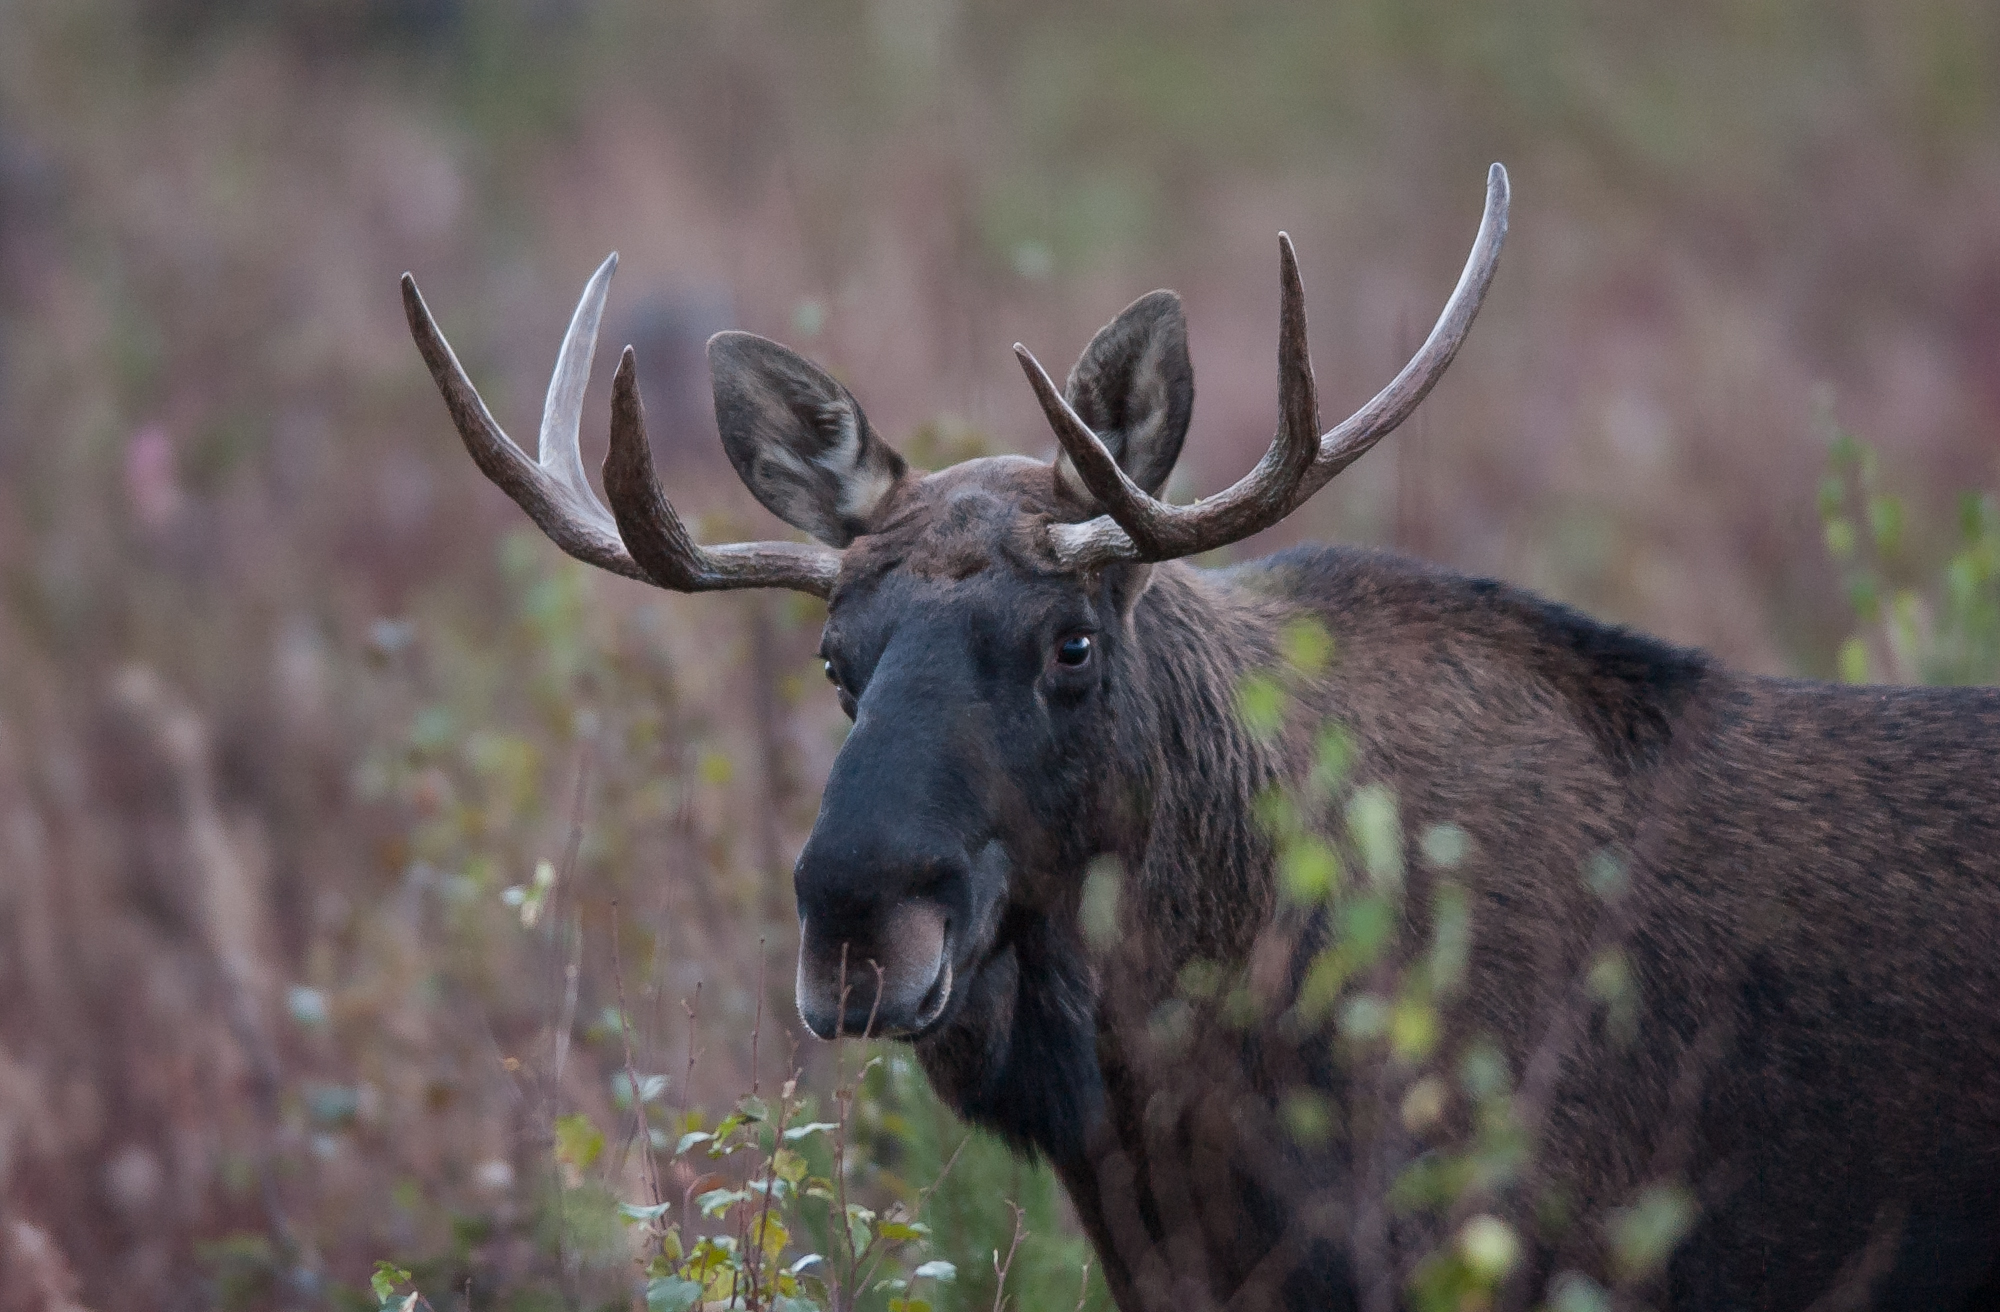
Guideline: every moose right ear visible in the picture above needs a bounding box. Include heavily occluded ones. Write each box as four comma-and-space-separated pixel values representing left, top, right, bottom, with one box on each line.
709, 332, 908, 548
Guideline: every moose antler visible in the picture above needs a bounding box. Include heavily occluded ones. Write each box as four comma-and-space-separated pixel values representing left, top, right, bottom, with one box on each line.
1019, 162, 1510, 570
402, 254, 842, 596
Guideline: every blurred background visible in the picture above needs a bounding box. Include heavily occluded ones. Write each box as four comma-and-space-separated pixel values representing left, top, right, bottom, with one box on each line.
2, 0, 1998, 1308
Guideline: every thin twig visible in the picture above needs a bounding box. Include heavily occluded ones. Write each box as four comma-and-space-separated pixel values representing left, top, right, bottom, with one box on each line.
610, 899, 664, 1210
751, 937, 767, 1096
991, 1201, 1028, 1312
545, 746, 594, 1113
678, 983, 704, 1138
832, 945, 857, 1298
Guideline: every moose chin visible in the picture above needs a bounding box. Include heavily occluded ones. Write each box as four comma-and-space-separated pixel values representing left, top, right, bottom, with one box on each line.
404, 163, 2000, 1312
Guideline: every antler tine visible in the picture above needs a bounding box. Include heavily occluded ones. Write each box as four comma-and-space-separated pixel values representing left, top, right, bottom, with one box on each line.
402, 256, 648, 582
603, 348, 842, 597
540, 253, 619, 522
1289, 161, 1510, 508
1042, 163, 1509, 572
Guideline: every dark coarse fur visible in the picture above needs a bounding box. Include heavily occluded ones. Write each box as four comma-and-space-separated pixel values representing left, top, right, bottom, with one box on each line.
690, 291, 2000, 1312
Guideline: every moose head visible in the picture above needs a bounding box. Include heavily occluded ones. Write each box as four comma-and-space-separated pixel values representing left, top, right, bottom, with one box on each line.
401, 165, 1507, 1057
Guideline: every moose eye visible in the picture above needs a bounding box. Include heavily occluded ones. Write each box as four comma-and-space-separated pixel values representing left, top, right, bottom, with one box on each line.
823, 659, 839, 685
1055, 634, 1094, 668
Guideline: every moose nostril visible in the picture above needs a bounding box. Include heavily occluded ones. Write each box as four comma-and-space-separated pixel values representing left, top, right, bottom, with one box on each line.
795, 901, 951, 1039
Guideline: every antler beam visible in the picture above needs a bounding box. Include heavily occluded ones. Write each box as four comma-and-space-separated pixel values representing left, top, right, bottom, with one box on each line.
402, 255, 841, 597
1031, 162, 1510, 570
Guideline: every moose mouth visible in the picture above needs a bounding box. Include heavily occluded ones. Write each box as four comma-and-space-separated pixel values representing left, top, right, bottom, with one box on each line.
795, 902, 959, 1040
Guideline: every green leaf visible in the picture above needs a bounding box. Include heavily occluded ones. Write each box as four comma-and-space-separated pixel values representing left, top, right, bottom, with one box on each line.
612, 1071, 670, 1108
1280, 1090, 1334, 1147
1279, 616, 1334, 674
912, 1259, 957, 1281
1389, 997, 1437, 1060
877, 1219, 931, 1242
645, 1276, 705, 1312
1278, 836, 1338, 903
1427, 882, 1470, 992
553, 1113, 604, 1170
1609, 1184, 1697, 1281
1236, 672, 1287, 740
782, 1121, 840, 1142
1586, 951, 1630, 1004
768, 1147, 808, 1185
370, 1261, 412, 1304
1547, 1271, 1613, 1312
1079, 856, 1123, 949
1339, 994, 1388, 1040
1419, 822, 1468, 870
697, 1187, 747, 1217
1456, 1214, 1519, 1279
1838, 637, 1872, 684
1459, 1042, 1510, 1102
751, 1213, 791, 1257
1585, 849, 1628, 901
1346, 785, 1403, 889
736, 1094, 771, 1123
1311, 725, 1354, 794
619, 1200, 673, 1223
1868, 494, 1904, 555
845, 1203, 877, 1255
1340, 894, 1394, 960
674, 1131, 714, 1156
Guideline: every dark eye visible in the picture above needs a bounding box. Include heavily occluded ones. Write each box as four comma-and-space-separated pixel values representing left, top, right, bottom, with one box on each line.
823, 659, 839, 685
1056, 634, 1094, 668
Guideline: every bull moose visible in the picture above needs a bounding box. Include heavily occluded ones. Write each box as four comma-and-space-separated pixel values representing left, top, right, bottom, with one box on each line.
403, 165, 2000, 1311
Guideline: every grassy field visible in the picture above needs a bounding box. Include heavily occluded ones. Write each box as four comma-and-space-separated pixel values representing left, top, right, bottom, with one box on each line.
1, 2, 1998, 1307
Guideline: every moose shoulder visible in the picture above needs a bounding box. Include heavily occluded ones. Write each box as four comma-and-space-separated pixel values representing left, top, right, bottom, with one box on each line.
403, 165, 2000, 1312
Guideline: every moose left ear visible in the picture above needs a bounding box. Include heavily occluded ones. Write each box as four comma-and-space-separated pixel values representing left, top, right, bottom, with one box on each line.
1053, 290, 1194, 504
709, 331, 908, 548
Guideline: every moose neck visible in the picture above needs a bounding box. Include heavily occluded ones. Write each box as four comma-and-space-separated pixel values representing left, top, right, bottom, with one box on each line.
1106, 562, 1296, 967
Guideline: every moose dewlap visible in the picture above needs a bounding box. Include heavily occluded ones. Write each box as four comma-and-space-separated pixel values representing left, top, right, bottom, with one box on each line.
405, 165, 2000, 1312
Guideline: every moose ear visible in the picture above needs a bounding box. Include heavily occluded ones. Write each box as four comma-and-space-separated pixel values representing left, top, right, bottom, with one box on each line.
709, 332, 908, 548
1053, 290, 1194, 504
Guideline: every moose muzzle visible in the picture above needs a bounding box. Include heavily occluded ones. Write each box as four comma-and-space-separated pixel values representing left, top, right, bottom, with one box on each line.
795, 899, 952, 1039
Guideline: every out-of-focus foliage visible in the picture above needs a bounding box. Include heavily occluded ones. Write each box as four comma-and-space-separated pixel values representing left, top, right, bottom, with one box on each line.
1, 0, 1998, 1308
1820, 422, 2000, 686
